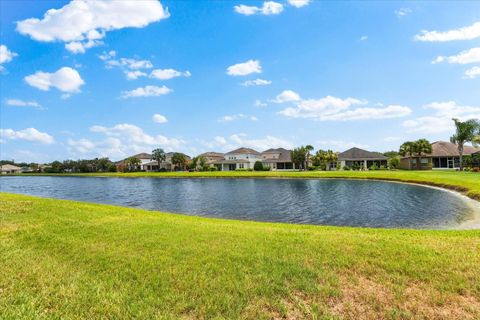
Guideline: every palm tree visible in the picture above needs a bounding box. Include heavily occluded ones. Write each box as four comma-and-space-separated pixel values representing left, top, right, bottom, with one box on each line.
171, 153, 187, 171
399, 141, 416, 170
125, 157, 141, 172
305, 145, 314, 170
151, 148, 166, 172
291, 147, 306, 170
413, 138, 432, 169
450, 118, 480, 171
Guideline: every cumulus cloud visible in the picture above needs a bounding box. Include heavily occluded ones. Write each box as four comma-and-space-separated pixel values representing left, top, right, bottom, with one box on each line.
395, 8, 411, 17
0, 44, 17, 64
218, 114, 258, 122
414, 21, 480, 42
234, 1, 284, 16
433, 47, 480, 64
288, 0, 311, 8
254, 100, 268, 107
402, 101, 480, 134
121, 85, 172, 98
5, 99, 42, 109
241, 78, 271, 86
0, 128, 54, 144
226, 60, 262, 76
277, 93, 411, 121
152, 113, 168, 123
272, 90, 301, 103
69, 123, 185, 159
16, 0, 170, 53
150, 68, 191, 80
359, 35, 368, 41
25, 67, 85, 93
100, 51, 190, 81
0, 44, 17, 72
465, 66, 480, 79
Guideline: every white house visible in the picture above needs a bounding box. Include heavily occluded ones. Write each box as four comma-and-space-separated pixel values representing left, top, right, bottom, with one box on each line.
213, 148, 261, 171
142, 152, 191, 171
0, 164, 22, 174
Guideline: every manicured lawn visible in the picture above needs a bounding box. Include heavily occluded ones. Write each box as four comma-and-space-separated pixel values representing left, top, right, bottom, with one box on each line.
1, 193, 479, 319
24, 170, 480, 200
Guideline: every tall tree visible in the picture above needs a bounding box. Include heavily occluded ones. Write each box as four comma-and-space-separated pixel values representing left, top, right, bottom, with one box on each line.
399, 141, 416, 170
305, 145, 314, 170
151, 148, 166, 172
125, 157, 141, 172
291, 147, 306, 170
413, 138, 432, 169
171, 153, 187, 171
450, 118, 480, 171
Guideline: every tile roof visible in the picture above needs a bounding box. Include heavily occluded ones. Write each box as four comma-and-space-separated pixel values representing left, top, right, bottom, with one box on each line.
338, 147, 387, 161
225, 147, 260, 155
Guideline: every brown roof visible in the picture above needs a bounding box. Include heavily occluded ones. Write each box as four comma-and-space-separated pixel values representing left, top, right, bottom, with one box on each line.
261, 148, 292, 162
338, 147, 387, 161
225, 147, 260, 155
0, 164, 22, 171
130, 153, 152, 160
429, 141, 480, 157
198, 152, 224, 158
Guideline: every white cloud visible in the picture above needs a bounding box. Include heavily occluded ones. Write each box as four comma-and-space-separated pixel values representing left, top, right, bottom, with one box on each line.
278, 94, 411, 121
0, 128, 54, 144
414, 21, 480, 42
241, 78, 271, 86
105, 57, 153, 70
288, 0, 311, 8
125, 70, 147, 80
465, 66, 480, 79
433, 47, 480, 64
227, 59, 262, 76
360, 35, 368, 41
16, 0, 170, 53
121, 85, 172, 98
25, 67, 85, 93
0, 44, 17, 66
272, 90, 301, 103
402, 101, 480, 134
202, 133, 293, 152
395, 8, 411, 17
234, 1, 284, 16
150, 68, 191, 80
317, 140, 371, 151
5, 99, 42, 109
70, 123, 185, 159
254, 100, 268, 107
218, 114, 258, 122
152, 113, 168, 123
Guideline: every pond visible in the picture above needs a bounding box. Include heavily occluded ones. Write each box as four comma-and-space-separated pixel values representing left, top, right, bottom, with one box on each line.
1, 176, 479, 229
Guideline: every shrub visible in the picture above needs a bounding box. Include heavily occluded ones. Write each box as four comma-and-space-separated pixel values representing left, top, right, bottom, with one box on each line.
369, 163, 378, 170
209, 166, 218, 171
254, 161, 264, 171
388, 157, 400, 170
108, 165, 117, 172
343, 165, 351, 171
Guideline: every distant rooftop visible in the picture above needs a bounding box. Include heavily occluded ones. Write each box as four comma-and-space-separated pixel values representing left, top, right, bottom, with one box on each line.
225, 147, 260, 155
338, 147, 387, 161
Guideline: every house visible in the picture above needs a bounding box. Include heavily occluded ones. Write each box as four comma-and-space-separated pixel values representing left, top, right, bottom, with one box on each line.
142, 152, 191, 171
213, 148, 261, 171
197, 152, 225, 165
261, 148, 295, 170
399, 141, 480, 170
116, 153, 152, 171
0, 164, 22, 174
338, 147, 388, 170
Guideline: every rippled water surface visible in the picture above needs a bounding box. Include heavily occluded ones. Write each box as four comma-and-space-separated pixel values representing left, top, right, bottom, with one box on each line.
1, 176, 478, 229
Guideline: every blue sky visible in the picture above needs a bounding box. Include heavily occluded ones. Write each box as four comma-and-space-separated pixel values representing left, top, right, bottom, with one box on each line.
1, 0, 480, 162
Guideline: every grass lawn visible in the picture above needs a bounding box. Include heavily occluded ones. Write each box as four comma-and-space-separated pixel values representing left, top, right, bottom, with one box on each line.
25, 170, 480, 200
1, 192, 479, 319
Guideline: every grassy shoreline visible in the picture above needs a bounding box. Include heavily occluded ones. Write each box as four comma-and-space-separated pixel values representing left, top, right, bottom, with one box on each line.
16, 170, 480, 201
1, 192, 480, 319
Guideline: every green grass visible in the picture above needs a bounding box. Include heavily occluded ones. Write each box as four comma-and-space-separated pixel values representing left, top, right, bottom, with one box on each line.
1, 193, 479, 319
23, 170, 480, 200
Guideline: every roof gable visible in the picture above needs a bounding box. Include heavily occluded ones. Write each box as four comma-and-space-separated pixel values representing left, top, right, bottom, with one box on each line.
338, 147, 387, 160
225, 147, 260, 155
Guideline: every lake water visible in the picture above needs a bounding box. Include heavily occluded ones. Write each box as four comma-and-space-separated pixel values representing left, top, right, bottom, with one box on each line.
1, 176, 479, 229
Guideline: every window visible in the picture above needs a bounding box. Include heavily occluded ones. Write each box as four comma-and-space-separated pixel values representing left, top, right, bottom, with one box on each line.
239, 164, 244, 169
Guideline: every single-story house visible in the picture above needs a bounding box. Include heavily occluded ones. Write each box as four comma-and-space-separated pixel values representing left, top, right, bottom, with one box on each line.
261, 148, 295, 170
0, 164, 22, 174
213, 148, 261, 171
142, 152, 191, 171
399, 141, 480, 170
338, 147, 388, 170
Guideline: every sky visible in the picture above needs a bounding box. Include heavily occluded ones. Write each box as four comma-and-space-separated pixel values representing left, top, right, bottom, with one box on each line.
1, 0, 480, 163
